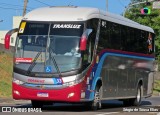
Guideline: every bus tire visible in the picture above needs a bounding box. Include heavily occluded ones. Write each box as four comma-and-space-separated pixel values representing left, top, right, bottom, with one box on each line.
131, 84, 142, 106
90, 85, 102, 110
31, 100, 44, 108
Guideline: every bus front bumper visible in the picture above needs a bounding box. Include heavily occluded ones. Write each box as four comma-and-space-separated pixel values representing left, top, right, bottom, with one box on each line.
12, 82, 83, 102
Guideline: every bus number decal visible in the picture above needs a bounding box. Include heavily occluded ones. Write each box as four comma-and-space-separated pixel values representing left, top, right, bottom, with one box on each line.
53, 78, 63, 85
101, 21, 106, 27
57, 79, 62, 83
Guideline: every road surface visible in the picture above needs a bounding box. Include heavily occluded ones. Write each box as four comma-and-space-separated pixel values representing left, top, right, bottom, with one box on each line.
0, 96, 160, 115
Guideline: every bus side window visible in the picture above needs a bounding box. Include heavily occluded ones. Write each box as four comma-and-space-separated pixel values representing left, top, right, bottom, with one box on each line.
87, 32, 95, 62
121, 25, 127, 51
110, 23, 121, 50
98, 20, 107, 53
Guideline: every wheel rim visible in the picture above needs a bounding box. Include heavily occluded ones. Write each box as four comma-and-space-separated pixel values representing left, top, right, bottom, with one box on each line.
137, 87, 141, 103
94, 87, 101, 109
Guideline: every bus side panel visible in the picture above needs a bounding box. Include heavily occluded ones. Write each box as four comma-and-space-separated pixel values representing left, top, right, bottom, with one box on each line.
95, 52, 154, 99
147, 72, 154, 96
134, 61, 154, 97
101, 55, 129, 98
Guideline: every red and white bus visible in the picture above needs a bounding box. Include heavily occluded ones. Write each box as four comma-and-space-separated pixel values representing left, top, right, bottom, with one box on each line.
5, 6, 155, 110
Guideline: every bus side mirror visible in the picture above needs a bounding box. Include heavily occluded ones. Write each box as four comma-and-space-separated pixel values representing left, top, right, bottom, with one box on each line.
80, 35, 87, 51
5, 28, 18, 49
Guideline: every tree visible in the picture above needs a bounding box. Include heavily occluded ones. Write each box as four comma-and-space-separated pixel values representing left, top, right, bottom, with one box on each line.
131, 0, 146, 3
124, 2, 160, 57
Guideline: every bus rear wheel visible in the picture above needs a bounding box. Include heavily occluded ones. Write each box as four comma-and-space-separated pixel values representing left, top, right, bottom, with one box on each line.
123, 84, 142, 106
131, 84, 142, 106
31, 100, 44, 108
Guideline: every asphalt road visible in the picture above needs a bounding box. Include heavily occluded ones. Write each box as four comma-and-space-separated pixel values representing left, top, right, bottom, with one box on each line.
0, 97, 160, 115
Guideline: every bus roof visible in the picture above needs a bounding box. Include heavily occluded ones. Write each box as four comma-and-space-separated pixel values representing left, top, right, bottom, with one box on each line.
23, 6, 154, 33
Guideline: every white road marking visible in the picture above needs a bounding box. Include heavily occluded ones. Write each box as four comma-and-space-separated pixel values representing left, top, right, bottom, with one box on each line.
96, 112, 119, 115
157, 112, 160, 115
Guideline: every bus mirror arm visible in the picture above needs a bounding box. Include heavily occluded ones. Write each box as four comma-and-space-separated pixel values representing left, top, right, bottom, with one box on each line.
80, 29, 92, 51
80, 35, 87, 51
5, 28, 18, 49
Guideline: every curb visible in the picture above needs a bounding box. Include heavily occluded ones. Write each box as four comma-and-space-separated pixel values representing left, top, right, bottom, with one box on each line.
0, 98, 30, 104
0, 96, 159, 104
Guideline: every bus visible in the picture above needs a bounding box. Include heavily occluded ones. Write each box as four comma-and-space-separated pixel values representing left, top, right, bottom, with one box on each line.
5, 6, 155, 110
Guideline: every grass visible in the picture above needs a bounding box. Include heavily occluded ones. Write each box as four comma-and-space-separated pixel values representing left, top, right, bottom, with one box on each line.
153, 80, 160, 96
0, 52, 13, 98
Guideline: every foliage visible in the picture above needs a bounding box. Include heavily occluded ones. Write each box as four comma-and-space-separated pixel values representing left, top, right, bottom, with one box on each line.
153, 80, 160, 96
124, 2, 160, 58
0, 52, 13, 97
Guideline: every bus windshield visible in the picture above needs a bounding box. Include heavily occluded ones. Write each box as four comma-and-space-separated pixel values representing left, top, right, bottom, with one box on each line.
15, 22, 84, 74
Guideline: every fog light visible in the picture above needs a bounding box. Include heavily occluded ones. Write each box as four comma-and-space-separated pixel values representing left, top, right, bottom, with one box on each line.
14, 90, 20, 95
68, 92, 75, 98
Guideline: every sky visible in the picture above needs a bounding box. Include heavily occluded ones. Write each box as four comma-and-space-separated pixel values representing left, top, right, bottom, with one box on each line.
0, 0, 130, 30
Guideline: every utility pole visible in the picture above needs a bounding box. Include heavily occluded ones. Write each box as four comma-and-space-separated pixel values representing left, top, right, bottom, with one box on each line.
23, 0, 28, 16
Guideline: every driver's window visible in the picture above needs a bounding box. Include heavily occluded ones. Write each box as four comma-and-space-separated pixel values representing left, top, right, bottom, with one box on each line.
82, 19, 98, 65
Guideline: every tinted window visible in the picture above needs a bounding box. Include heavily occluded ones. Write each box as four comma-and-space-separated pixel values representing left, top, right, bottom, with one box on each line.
19, 22, 49, 35
99, 20, 121, 52
98, 20, 154, 54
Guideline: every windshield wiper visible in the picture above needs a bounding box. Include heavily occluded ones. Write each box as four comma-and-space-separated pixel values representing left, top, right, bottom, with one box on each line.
26, 51, 42, 76
49, 48, 62, 77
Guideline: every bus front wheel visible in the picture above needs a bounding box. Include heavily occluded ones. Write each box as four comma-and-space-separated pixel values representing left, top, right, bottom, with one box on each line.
90, 86, 102, 110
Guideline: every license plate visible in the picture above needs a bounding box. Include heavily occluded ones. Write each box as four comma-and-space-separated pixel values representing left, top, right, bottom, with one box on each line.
37, 92, 49, 97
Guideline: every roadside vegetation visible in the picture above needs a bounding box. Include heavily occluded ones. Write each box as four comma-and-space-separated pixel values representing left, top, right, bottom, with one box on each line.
153, 80, 160, 96
124, 1, 160, 69
0, 52, 13, 97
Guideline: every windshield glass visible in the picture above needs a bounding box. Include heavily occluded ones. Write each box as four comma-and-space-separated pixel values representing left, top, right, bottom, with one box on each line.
15, 22, 84, 74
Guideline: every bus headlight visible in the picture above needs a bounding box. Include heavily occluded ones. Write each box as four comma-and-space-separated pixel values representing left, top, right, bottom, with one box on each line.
13, 78, 24, 85
62, 75, 84, 87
